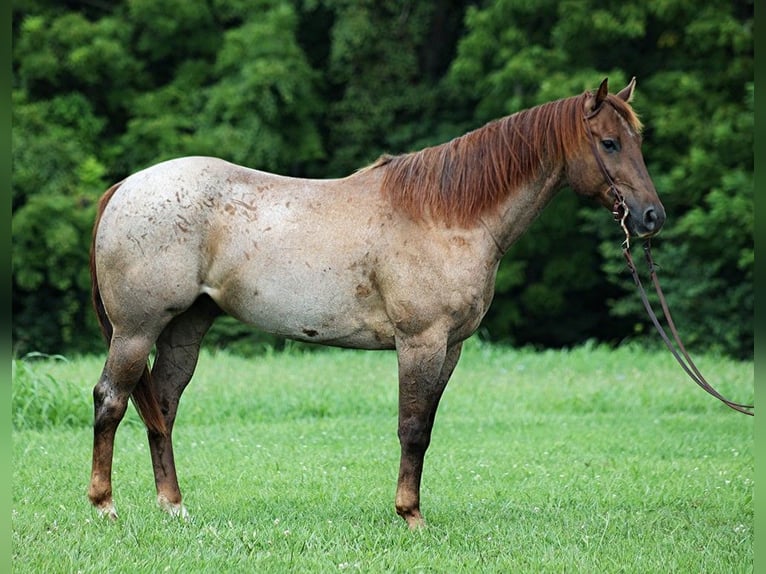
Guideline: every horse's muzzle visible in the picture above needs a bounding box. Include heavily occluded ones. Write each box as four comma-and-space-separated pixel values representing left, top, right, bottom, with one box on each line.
620, 201, 665, 238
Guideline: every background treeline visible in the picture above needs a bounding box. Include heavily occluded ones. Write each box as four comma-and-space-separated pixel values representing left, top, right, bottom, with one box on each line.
11, 0, 753, 359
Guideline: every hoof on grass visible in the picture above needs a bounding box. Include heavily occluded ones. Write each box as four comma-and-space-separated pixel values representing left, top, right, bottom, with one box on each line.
95, 503, 118, 521
157, 495, 189, 520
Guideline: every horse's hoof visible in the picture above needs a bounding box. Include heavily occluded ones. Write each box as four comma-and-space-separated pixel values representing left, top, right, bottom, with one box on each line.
157, 495, 189, 520
95, 503, 118, 520
401, 512, 425, 530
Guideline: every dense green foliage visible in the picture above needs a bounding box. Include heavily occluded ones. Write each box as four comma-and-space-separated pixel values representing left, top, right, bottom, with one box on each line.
12, 345, 754, 571
12, 0, 753, 357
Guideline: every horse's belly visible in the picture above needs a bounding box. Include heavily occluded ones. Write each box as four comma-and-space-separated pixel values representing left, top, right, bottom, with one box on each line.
203, 271, 396, 350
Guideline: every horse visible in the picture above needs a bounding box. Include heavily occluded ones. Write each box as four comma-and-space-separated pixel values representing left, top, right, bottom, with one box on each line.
88, 78, 665, 528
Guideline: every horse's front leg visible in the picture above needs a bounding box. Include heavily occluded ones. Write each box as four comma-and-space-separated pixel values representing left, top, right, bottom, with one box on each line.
394, 337, 463, 529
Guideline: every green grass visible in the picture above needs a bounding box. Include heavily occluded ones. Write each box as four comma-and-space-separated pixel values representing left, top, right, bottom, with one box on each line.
12, 341, 753, 572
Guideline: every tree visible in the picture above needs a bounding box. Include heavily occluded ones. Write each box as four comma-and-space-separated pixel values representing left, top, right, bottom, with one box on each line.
312, 0, 459, 175
11, 0, 752, 358
12, 91, 108, 353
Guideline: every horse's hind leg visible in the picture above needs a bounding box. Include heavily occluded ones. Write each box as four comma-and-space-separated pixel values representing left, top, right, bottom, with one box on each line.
394, 337, 463, 529
89, 334, 157, 519
147, 296, 220, 517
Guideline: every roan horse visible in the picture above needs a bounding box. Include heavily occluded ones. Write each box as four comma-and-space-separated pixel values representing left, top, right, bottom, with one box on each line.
89, 78, 665, 528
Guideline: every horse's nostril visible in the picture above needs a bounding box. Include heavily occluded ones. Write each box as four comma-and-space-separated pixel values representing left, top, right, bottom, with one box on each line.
643, 207, 658, 231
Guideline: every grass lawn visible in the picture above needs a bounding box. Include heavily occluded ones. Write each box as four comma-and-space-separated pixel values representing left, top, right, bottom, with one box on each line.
12, 340, 753, 572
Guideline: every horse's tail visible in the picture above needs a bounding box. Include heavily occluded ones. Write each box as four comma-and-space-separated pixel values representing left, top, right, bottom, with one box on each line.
90, 182, 167, 437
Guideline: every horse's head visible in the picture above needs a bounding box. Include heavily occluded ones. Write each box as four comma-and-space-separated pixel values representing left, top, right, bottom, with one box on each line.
567, 78, 665, 238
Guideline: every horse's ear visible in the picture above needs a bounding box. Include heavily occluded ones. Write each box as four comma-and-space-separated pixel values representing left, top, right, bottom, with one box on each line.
590, 77, 609, 113
616, 77, 636, 103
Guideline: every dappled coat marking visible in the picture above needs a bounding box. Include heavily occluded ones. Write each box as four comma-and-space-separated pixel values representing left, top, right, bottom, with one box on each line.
88, 78, 663, 528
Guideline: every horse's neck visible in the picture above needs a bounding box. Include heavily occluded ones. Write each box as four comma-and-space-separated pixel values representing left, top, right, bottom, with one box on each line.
484, 164, 567, 256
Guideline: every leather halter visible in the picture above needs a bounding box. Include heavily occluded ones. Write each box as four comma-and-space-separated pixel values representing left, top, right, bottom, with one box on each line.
583, 105, 753, 416
583, 104, 632, 245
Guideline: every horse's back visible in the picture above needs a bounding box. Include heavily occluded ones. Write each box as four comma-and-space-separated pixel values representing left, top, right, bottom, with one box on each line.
101, 156, 290, 215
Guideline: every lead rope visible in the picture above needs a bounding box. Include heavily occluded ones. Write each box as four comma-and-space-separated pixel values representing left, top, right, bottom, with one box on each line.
620, 237, 753, 416
584, 106, 752, 415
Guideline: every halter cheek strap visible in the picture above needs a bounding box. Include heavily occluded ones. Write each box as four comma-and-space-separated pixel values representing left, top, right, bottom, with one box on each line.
583, 106, 631, 247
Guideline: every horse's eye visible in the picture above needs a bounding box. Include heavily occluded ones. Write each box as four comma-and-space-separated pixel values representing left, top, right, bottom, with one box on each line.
601, 139, 620, 153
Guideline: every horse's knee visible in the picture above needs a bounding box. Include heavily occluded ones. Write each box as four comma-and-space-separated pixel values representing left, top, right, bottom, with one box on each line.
397, 416, 432, 453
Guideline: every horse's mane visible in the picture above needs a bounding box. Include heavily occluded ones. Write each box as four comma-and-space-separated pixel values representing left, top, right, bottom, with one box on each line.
373, 92, 641, 226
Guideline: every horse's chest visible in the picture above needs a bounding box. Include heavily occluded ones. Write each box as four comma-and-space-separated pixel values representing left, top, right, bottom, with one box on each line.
381, 257, 497, 340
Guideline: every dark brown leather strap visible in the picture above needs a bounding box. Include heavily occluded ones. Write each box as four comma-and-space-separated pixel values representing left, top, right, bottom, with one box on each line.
583, 107, 753, 415
623, 243, 753, 415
